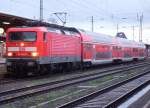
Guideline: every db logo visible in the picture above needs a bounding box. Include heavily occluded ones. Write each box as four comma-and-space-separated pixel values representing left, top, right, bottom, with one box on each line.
19, 47, 25, 51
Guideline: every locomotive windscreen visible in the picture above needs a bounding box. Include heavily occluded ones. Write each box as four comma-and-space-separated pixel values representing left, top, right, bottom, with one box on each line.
9, 32, 37, 42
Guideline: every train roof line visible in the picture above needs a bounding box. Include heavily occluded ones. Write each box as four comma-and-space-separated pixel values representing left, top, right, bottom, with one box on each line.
24, 21, 80, 34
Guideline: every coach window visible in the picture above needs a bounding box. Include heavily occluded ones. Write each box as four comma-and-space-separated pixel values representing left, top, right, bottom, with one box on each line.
119, 47, 122, 50
113, 46, 117, 50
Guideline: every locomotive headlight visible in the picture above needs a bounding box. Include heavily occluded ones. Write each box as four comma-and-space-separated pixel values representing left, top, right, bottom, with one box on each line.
31, 52, 38, 57
7, 52, 13, 56
20, 42, 24, 47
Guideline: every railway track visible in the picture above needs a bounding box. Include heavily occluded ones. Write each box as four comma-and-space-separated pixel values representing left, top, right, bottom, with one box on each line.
0, 60, 148, 85
104, 79, 150, 108
0, 61, 150, 105
0, 61, 135, 85
58, 67, 150, 108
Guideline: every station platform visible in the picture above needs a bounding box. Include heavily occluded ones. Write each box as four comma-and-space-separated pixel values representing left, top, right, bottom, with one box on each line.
0, 58, 6, 64
128, 88, 150, 108
0, 58, 6, 78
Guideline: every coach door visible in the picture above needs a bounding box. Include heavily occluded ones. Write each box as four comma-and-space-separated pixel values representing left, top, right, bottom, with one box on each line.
83, 43, 93, 62
117, 46, 122, 58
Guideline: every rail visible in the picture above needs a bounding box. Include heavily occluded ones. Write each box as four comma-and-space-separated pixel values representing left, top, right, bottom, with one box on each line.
58, 67, 150, 108
0, 62, 149, 105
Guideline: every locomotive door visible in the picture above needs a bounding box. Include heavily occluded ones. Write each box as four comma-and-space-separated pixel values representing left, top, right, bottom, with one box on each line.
43, 32, 50, 56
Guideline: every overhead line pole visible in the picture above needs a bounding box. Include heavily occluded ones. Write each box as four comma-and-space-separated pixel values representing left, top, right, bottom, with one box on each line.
140, 14, 143, 42
132, 25, 134, 40
137, 13, 143, 42
40, 0, 43, 21
117, 24, 119, 33
91, 16, 94, 32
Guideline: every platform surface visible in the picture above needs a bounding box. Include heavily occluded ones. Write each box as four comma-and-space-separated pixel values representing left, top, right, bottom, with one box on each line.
0, 58, 6, 64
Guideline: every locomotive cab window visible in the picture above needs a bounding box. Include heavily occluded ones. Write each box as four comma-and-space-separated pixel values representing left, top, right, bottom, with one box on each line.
9, 32, 37, 42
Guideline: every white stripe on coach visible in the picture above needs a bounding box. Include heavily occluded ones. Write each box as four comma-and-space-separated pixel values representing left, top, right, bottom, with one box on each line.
25, 47, 37, 51
8, 47, 19, 51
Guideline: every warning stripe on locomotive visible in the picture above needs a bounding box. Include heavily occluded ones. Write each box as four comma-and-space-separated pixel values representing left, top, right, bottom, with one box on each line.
8, 47, 37, 51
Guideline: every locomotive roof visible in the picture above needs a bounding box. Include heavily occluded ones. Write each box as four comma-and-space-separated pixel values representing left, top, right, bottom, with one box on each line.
7, 21, 146, 49
25, 21, 80, 34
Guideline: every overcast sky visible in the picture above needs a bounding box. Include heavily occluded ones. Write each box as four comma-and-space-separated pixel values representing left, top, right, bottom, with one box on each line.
1, 0, 150, 43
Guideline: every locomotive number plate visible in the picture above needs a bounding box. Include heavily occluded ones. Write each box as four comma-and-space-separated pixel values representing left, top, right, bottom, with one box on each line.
19, 47, 25, 51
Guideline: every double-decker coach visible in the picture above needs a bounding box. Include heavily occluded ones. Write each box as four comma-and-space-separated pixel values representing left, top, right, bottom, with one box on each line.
79, 30, 145, 66
79, 30, 114, 66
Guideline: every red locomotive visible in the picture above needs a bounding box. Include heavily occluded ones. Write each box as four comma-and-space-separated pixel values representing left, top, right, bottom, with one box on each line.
6, 23, 146, 76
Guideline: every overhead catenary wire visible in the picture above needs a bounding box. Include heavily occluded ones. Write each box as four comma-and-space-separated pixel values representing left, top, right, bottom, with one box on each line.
9, 0, 114, 22
6, 0, 150, 44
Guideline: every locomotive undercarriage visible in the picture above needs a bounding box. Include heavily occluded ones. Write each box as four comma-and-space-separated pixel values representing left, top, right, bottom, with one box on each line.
45, 62, 82, 73
6, 58, 40, 77
6, 58, 83, 77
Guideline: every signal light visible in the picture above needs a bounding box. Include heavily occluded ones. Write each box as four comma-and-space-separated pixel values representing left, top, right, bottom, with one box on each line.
7, 52, 13, 56
31, 52, 38, 57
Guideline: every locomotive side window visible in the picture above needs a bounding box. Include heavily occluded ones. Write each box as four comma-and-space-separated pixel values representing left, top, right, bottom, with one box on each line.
63, 30, 71, 35
43, 32, 47, 42
9, 32, 36, 42
70, 31, 79, 36
63, 30, 78, 36
47, 27, 62, 34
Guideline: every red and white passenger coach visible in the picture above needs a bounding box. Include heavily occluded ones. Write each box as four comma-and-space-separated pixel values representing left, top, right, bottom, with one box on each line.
5, 23, 146, 76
